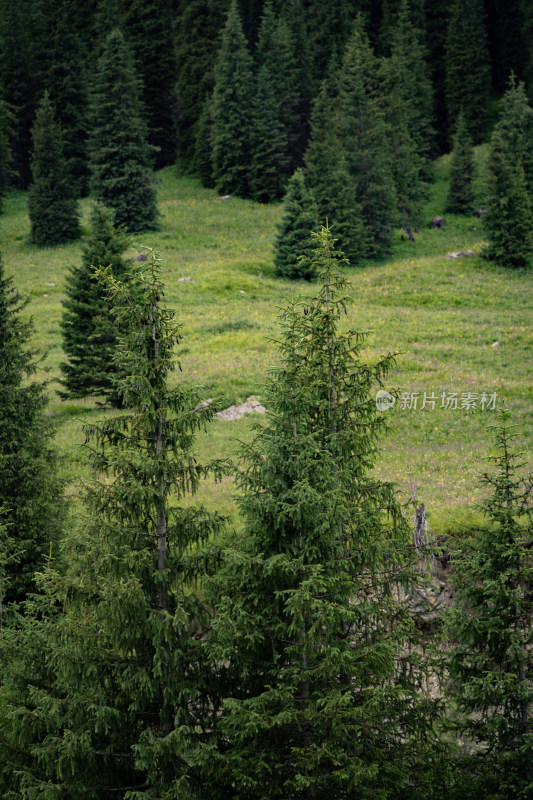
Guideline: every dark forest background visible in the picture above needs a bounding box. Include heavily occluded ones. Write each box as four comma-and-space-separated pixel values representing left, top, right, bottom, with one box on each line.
1, 0, 532, 191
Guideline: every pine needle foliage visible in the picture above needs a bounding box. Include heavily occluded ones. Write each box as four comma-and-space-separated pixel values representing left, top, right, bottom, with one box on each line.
304, 77, 366, 265
88, 28, 158, 233
484, 79, 533, 268
447, 411, 533, 798
249, 63, 288, 203
0, 250, 227, 797
335, 22, 397, 257
446, 108, 475, 213
0, 92, 14, 209
200, 227, 445, 800
445, 0, 491, 144
274, 168, 318, 279
0, 255, 63, 605
210, 0, 254, 197
59, 203, 132, 406
28, 91, 80, 246
381, 0, 433, 225
194, 96, 215, 188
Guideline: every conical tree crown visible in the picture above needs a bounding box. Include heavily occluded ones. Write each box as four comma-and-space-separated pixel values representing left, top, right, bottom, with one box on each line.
445, 0, 491, 143
446, 108, 475, 213
59, 203, 132, 405
89, 27, 157, 232
448, 411, 533, 796
28, 91, 80, 245
123, 0, 178, 168
484, 79, 533, 268
0, 255, 62, 604
0, 250, 227, 796
210, 0, 254, 196
495, 76, 533, 196
484, 126, 533, 268
274, 168, 318, 279
249, 63, 288, 202
336, 22, 397, 255
200, 227, 443, 799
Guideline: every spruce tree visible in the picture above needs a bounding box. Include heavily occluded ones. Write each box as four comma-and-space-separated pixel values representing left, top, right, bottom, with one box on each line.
46, 0, 89, 196
123, 0, 178, 169
0, 0, 43, 188
210, 0, 254, 197
199, 227, 444, 800
249, 64, 288, 202
255, 3, 302, 180
28, 91, 80, 246
445, 0, 491, 144
380, 0, 434, 226
59, 203, 132, 406
389, 0, 434, 170
0, 92, 14, 210
484, 126, 533, 268
0, 254, 63, 605
280, 0, 314, 171
335, 22, 398, 256
88, 28, 158, 232
484, 79, 533, 268
0, 250, 226, 797
304, 67, 367, 265
174, 0, 230, 168
446, 108, 475, 213
274, 168, 319, 279
494, 77, 533, 198
447, 411, 533, 798
304, 74, 341, 221
194, 96, 216, 188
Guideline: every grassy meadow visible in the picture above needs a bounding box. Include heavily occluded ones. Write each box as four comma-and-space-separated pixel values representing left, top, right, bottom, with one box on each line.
1, 151, 532, 538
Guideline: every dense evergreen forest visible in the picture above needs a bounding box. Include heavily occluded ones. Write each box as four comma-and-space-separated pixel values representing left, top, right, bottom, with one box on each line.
1, 0, 533, 798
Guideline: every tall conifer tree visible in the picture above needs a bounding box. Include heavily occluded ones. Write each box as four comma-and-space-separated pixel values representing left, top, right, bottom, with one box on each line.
0, 255, 63, 604
304, 75, 365, 265
249, 64, 288, 202
46, 0, 89, 196
89, 28, 158, 232
0, 91, 14, 210
199, 228, 444, 799
210, 0, 254, 196
448, 412, 533, 798
493, 77, 533, 197
175, 0, 230, 168
0, 0, 43, 187
255, 3, 303, 179
485, 79, 533, 268
446, 108, 475, 213
335, 22, 398, 256
445, 0, 491, 143
194, 96, 216, 188
382, 0, 434, 189
123, 0, 178, 168
0, 251, 226, 797
28, 92, 80, 246
484, 127, 533, 268
59, 203, 132, 406
280, 0, 314, 170
274, 168, 318, 279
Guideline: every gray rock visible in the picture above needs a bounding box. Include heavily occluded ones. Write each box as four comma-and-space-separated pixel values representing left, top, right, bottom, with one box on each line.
217, 396, 266, 421
446, 250, 476, 259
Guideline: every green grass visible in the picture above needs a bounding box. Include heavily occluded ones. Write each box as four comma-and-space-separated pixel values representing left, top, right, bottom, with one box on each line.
1, 150, 532, 537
